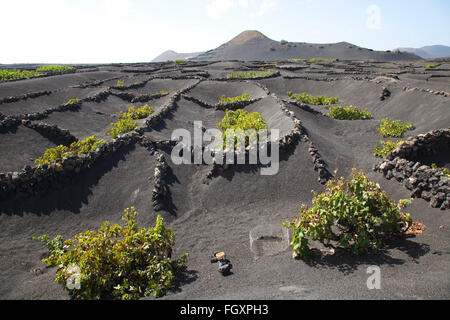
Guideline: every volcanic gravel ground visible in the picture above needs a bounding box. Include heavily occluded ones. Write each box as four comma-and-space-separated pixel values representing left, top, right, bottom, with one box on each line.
0, 59, 449, 299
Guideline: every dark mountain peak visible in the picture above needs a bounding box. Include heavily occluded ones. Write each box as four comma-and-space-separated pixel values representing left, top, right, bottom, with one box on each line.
227, 30, 271, 46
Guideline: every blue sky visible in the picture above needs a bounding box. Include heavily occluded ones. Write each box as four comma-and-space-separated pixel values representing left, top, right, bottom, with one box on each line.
1, 0, 449, 63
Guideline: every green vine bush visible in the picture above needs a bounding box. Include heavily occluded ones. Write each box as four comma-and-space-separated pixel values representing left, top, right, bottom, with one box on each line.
377, 118, 413, 138
309, 58, 335, 63
34, 135, 106, 168
328, 105, 373, 120
118, 104, 154, 120
34, 207, 188, 300
36, 65, 74, 73
107, 117, 138, 139
283, 169, 412, 260
217, 109, 268, 149
107, 105, 154, 139
0, 69, 42, 81
373, 140, 405, 158
226, 71, 277, 79
288, 91, 339, 105
63, 97, 79, 106
218, 93, 251, 104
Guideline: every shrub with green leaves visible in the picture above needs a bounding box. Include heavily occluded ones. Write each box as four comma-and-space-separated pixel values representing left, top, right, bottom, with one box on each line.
288, 91, 339, 105
373, 140, 405, 158
119, 104, 154, 120
328, 105, 373, 120
63, 97, 79, 106
425, 64, 439, 69
34, 135, 106, 168
308, 58, 335, 63
377, 118, 413, 138
36, 65, 74, 73
116, 80, 124, 87
431, 163, 450, 177
34, 207, 188, 300
107, 117, 138, 139
218, 93, 251, 104
217, 109, 268, 149
226, 71, 277, 79
0, 69, 42, 81
175, 59, 187, 63
68, 135, 106, 156
283, 169, 412, 260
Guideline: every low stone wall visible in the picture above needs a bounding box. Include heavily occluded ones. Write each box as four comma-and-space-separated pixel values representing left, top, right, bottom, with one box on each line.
182, 94, 262, 111
145, 80, 202, 129
0, 132, 143, 201
22, 120, 77, 145
374, 128, 450, 210
0, 90, 51, 105
152, 152, 170, 212
0, 100, 82, 129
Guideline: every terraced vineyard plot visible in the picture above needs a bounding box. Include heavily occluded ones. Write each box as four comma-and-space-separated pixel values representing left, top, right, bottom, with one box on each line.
188, 80, 267, 105
0, 58, 449, 300
0, 87, 107, 116
32, 106, 115, 141
0, 71, 122, 100
144, 97, 226, 141
0, 125, 58, 173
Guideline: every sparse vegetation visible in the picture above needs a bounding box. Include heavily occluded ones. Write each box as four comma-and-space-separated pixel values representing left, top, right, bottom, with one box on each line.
431, 164, 450, 177
36, 65, 74, 73
34, 135, 106, 168
290, 58, 307, 62
0, 65, 73, 81
34, 207, 188, 300
226, 71, 277, 79
373, 140, 405, 158
107, 117, 138, 139
175, 59, 187, 63
217, 109, 268, 149
116, 80, 124, 87
377, 118, 414, 138
309, 58, 336, 63
63, 97, 79, 106
288, 91, 339, 105
0, 68, 42, 81
425, 64, 439, 69
118, 104, 154, 120
283, 169, 412, 260
107, 104, 154, 138
328, 105, 373, 120
218, 93, 251, 104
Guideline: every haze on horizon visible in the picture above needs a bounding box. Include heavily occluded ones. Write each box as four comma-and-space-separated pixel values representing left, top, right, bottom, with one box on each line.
1, 0, 449, 64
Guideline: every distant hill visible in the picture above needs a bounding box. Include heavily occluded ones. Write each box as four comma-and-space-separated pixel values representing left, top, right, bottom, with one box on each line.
395, 45, 450, 59
193, 30, 421, 62
152, 50, 204, 62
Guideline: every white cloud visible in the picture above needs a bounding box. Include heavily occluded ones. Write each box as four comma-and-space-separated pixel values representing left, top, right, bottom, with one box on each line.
257, 0, 277, 16
206, 0, 235, 19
